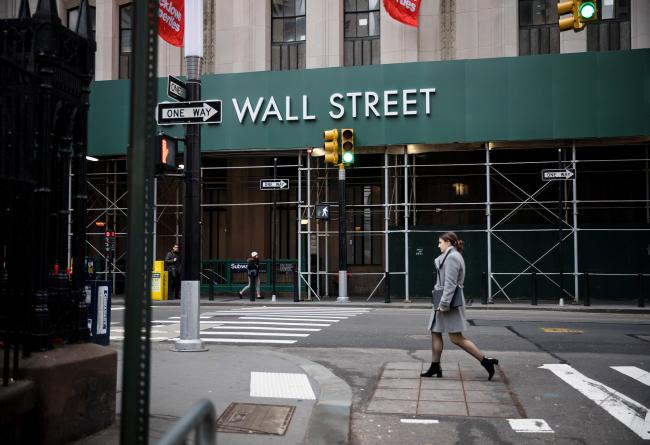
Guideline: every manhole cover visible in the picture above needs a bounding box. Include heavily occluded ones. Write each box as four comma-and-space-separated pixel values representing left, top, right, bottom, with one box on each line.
216, 403, 295, 435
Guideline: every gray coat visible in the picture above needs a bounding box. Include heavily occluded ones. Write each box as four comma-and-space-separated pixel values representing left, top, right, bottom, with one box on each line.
427, 246, 468, 333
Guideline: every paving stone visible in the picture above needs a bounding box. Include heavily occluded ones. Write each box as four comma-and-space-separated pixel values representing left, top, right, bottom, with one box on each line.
382, 369, 419, 379
417, 401, 468, 416
419, 389, 465, 402
385, 362, 422, 370
367, 399, 417, 414
377, 378, 420, 389
462, 380, 508, 391
373, 388, 419, 401
419, 379, 463, 390
464, 390, 513, 404
467, 403, 520, 418
460, 368, 494, 381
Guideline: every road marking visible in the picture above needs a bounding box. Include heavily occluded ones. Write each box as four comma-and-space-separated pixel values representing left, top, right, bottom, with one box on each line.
508, 419, 554, 433
168, 316, 213, 319
239, 317, 339, 323
541, 328, 583, 333
250, 372, 316, 399
200, 331, 309, 337
206, 312, 350, 319
611, 366, 650, 387
111, 336, 169, 341
199, 321, 331, 327
111, 307, 125, 311
208, 326, 321, 332
540, 364, 650, 439
400, 419, 439, 425
171, 337, 297, 344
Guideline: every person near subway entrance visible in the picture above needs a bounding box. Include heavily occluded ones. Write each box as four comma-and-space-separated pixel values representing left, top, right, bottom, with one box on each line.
164, 244, 181, 300
422, 232, 499, 380
239, 251, 262, 299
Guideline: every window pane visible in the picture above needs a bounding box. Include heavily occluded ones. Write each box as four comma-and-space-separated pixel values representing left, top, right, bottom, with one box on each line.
289, 44, 297, 69
296, 16, 306, 41
619, 21, 631, 49
357, 0, 369, 11
519, 0, 532, 26
345, 13, 357, 37
362, 39, 371, 65
119, 55, 129, 79
283, 0, 295, 16
616, 0, 630, 19
369, 0, 379, 10
587, 25, 599, 51
531, 0, 546, 25
345, 0, 357, 12
369, 11, 379, 36
120, 30, 132, 52
298, 43, 305, 69
599, 22, 609, 51
344, 40, 354, 66
540, 27, 549, 54
295, 0, 305, 16
67, 8, 79, 30
354, 40, 362, 65
272, 19, 283, 42
284, 18, 296, 42
272, 45, 281, 70
120, 5, 132, 28
549, 28, 559, 53
281, 45, 289, 70
272, 0, 284, 17
602, 0, 614, 19
371, 38, 380, 64
530, 28, 539, 54
357, 13, 369, 37
519, 29, 531, 55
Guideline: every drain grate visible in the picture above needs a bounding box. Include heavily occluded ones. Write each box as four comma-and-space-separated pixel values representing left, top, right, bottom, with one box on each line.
216, 403, 295, 435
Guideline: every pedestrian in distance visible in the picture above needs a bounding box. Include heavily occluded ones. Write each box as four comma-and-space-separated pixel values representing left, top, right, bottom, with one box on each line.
164, 244, 181, 300
422, 232, 500, 380
239, 251, 262, 299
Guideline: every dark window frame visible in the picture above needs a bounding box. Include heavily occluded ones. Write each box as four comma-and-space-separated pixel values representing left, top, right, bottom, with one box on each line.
344, 0, 381, 66
119, 3, 133, 80
587, 0, 631, 52
271, 0, 306, 71
518, 0, 560, 56
66, 5, 96, 41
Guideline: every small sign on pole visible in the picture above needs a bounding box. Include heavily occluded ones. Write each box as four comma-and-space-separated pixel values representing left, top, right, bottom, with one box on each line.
260, 179, 290, 190
167, 75, 186, 101
156, 100, 222, 125
315, 204, 330, 220
541, 169, 575, 181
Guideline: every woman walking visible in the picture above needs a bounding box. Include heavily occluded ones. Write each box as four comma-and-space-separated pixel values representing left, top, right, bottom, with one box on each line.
422, 232, 500, 380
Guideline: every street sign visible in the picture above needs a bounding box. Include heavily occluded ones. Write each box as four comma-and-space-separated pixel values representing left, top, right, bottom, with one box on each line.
156, 100, 222, 125
167, 75, 186, 101
315, 204, 330, 220
260, 179, 290, 190
541, 169, 575, 181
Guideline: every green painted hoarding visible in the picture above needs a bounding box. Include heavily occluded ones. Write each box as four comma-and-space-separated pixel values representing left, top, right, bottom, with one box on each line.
88, 49, 650, 156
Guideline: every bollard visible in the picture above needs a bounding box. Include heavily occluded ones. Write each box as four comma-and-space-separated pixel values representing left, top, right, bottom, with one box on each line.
293, 267, 299, 302
384, 271, 391, 303
531, 272, 538, 306
584, 273, 591, 306
481, 272, 488, 305
639, 274, 645, 308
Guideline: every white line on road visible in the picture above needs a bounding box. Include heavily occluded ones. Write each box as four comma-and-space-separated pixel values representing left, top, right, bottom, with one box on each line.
199, 331, 309, 337
111, 307, 125, 311
205, 312, 350, 319
201, 321, 331, 327
400, 419, 440, 425
611, 366, 650, 387
238, 316, 340, 323
168, 337, 297, 344
250, 372, 316, 399
507, 419, 554, 433
208, 326, 321, 332
540, 364, 650, 439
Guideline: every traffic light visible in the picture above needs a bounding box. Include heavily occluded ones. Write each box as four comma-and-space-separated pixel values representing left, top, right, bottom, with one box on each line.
157, 133, 177, 171
341, 128, 354, 164
557, 1, 598, 32
323, 129, 339, 165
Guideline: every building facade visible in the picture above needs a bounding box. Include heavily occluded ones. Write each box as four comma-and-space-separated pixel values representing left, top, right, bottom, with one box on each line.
3, 0, 649, 302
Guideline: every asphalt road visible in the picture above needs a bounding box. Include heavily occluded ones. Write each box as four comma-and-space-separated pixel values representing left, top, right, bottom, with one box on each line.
110, 305, 650, 444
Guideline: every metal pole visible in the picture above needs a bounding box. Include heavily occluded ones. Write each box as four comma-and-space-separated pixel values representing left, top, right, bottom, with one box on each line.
121, 0, 157, 441
404, 149, 409, 302
297, 152, 302, 301
384, 149, 390, 303
646, 145, 649, 224
67, 157, 72, 271
325, 166, 329, 298
307, 153, 312, 300
337, 164, 349, 302
572, 143, 579, 303
558, 148, 564, 303
176, 0, 205, 352
486, 145, 493, 303
105, 162, 110, 280
153, 176, 157, 262
272, 157, 277, 299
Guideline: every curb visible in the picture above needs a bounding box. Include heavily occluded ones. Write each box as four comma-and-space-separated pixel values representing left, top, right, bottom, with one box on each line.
267, 351, 352, 445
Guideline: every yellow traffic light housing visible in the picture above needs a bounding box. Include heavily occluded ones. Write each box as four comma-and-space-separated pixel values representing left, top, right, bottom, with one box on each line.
341, 128, 355, 164
323, 129, 339, 165
558, 1, 598, 32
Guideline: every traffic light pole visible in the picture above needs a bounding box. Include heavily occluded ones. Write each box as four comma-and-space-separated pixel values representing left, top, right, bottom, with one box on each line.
337, 164, 349, 302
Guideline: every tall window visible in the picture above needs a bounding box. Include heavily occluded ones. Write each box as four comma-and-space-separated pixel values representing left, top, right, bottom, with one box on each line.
66, 6, 96, 41
119, 4, 133, 80
518, 0, 560, 56
271, 0, 306, 71
587, 0, 630, 52
344, 0, 380, 66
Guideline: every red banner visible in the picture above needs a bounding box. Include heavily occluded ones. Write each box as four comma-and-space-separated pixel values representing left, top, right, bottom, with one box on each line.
383, 0, 421, 27
159, 0, 184, 47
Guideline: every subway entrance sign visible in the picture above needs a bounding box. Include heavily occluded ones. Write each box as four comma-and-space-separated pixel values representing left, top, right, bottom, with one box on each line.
156, 100, 222, 125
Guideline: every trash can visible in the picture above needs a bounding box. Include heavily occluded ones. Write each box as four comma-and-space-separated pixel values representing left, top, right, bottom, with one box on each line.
86, 280, 112, 346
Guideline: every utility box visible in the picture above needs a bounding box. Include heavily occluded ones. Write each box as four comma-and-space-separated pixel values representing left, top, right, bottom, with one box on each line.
86, 280, 112, 346
151, 260, 168, 300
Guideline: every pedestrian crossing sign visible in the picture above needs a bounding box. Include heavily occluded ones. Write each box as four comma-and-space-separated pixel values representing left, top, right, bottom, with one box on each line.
315, 204, 329, 220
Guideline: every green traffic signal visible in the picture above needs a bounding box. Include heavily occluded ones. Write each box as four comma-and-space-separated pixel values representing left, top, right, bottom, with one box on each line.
579, 1, 596, 19
342, 151, 354, 163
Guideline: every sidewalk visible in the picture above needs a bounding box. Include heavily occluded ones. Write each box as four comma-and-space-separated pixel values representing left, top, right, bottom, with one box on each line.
77, 345, 351, 445
112, 295, 650, 314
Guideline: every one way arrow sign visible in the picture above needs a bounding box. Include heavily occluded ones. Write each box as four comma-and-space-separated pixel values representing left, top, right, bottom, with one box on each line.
260, 179, 290, 190
541, 169, 575, 181
156, 100, 222, 125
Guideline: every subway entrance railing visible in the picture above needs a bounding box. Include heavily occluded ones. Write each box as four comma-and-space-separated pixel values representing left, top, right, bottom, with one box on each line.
201, 259, 302, 295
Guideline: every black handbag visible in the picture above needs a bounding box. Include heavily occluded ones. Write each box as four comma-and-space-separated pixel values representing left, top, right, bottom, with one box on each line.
431, 250, 464, 308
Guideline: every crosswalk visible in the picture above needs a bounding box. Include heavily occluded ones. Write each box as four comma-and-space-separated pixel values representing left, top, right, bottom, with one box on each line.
110, 306, 372, 345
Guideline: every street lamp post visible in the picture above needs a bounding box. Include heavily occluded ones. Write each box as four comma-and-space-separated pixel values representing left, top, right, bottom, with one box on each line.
175, 0, 205, 352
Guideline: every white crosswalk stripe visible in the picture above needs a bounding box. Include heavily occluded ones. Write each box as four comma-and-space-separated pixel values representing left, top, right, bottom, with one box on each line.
110, 306, 371, 344
541, 364, 650, 440
611, 366, 650, 387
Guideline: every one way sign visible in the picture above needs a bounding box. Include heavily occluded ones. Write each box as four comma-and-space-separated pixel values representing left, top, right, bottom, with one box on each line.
260, 179, 290, 190
541, 169, 575, 181
156, 100, 222, 125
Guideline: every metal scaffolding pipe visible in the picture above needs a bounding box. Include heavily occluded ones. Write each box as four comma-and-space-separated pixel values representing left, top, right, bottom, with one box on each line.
404, 149, 409, 302
486, 145, 493, 303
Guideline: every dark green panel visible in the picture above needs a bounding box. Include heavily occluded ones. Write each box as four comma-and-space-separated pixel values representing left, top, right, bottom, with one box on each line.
88, 49, 650, 156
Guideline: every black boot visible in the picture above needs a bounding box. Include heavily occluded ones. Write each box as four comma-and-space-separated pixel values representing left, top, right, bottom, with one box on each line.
420, 362, 442, 378
481, 357, 499, 381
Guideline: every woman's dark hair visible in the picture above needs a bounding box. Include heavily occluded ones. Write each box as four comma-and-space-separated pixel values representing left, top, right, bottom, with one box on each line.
440, 231, 464, 253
